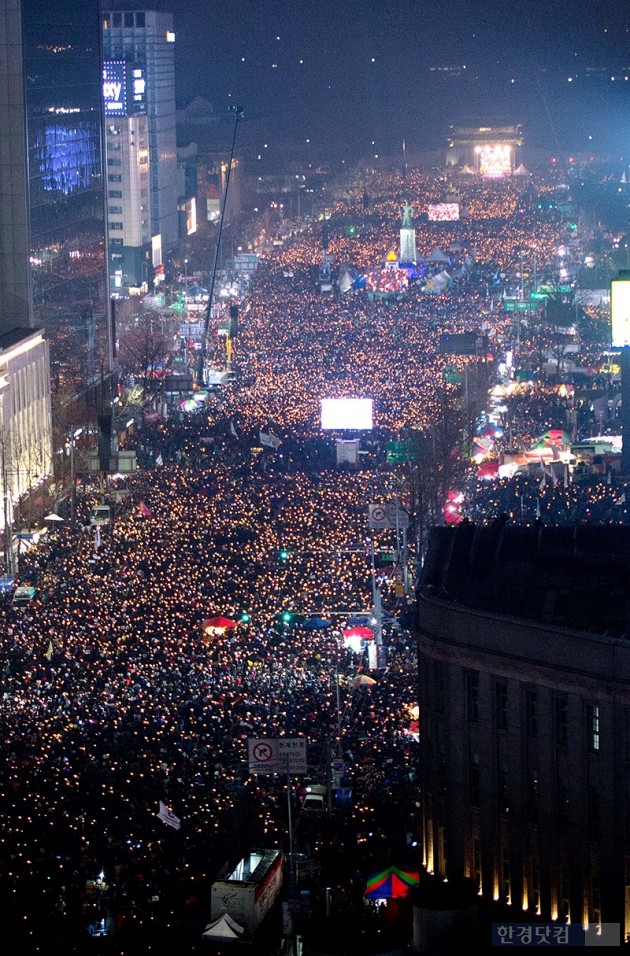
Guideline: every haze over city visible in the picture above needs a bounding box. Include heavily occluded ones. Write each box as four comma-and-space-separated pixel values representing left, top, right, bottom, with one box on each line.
163, 0, 630, 161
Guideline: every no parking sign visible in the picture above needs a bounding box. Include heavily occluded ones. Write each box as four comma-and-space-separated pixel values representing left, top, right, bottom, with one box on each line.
247, 738, 307, 774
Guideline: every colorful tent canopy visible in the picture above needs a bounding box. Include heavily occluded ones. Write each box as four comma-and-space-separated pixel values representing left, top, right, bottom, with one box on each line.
478, 460, 499, 479
202, 616, 237, 634
353, 674, 377, 687
341, 625, 374, 640
535, 429, 572, 447
364, 865, 420, 899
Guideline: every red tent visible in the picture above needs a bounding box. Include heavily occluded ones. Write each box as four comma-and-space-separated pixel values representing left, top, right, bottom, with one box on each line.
364, 866, 420, 899
341, 625, 374, 640
202, 617, 237, 639
478, 460, 499, 479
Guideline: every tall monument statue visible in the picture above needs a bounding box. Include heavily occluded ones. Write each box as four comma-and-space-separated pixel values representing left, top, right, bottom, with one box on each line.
400, 201, 417, 265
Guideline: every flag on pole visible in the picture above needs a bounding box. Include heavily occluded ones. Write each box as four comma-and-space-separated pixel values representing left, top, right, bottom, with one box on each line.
615, 492, 626, 506
259, 430, 282, 449
155, 453, 163, 467
564, 464, 569, 490
138, 500, 152, 517
94, 524, 101, 551
157, 801, 181, 830
539, 473, 546, 491
607, 469, 612, 486
230, 420, 239, 439
535, 498, 541, 519
44, 641, 53, 661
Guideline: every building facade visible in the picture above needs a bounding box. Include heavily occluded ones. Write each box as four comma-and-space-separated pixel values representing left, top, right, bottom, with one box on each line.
19, 0, 114, 388
0, 0, 104, 514
417, 522, 630, 940
102, 6, 178, 290
446, 125, 523, 176
0, 1, 31, 334
0, 329, 52, 543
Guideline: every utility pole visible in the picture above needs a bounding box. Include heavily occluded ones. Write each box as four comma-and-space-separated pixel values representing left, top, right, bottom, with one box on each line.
196, 107, 243, 388
70, 428, 83, 531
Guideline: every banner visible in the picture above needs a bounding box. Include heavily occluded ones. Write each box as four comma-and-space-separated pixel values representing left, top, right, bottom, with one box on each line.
259, 431, 282, 449
157, 801, 181, 830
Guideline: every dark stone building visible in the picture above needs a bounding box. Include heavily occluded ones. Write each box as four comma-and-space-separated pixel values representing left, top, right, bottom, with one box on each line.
417, 521, 630, 940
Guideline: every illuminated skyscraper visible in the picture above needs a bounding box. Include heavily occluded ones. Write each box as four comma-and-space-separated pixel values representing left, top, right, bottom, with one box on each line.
18, 0, 114, 391
102, 7, 178, 287
0, 1, 118, 523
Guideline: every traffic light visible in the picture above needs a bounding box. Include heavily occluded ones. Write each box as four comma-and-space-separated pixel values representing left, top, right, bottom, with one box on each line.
240, 611, 251, 623
281, 611, 292, 624
278, 549, 289, 562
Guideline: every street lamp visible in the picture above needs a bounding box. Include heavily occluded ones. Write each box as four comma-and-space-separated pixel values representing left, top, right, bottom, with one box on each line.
196, 106, 244, 388
69, 428, 83, 531
183, 258, 189, 319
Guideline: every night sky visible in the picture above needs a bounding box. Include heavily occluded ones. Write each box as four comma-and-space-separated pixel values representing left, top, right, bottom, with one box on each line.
161, 0, 630, 162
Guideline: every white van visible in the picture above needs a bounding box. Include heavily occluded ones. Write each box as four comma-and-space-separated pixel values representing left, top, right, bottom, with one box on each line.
89, 504, 111, 526
12, 586, 36, 606
302, 784, 327, 813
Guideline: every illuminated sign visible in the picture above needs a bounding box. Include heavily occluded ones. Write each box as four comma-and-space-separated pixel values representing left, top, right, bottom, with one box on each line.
103, 61, 146, 116
611, 280, 630, 347
103, 61, 126, 115
131, 68, 146, 110
427, 203, 460, 221
320, 398, 373, 430
476, 144, 512, 178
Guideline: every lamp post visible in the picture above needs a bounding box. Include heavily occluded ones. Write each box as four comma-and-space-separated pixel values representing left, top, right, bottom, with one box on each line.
69, 428, 83, 531
183, 258, 188, 319
2, 469, 13, 577
333, 633, 342, 759
196, 106, 244, 388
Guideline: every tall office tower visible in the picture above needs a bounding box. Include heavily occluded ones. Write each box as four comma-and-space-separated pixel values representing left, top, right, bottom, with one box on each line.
1, 1, 118, 528
102, 60, 152, 290
18, 0, 114, 392
102, 6, 178, 288
0, 1, 30, 332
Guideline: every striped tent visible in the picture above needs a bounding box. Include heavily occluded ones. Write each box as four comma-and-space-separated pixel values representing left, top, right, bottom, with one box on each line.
364, 865, 420, 899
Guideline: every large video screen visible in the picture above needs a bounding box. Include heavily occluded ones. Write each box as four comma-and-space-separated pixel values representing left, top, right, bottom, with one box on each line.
321, 399, 373, 430
611, 280, 630, 347
427, 203, 460, 222
478, 144, 511, 178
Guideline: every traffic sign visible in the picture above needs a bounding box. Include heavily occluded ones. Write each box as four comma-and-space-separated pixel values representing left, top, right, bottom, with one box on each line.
386, 440, 417, 463
368, 502, 410, 530
247, 738, 307, 774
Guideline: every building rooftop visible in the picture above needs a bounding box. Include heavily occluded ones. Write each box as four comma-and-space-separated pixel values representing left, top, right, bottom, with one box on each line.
0, 327, 42, 353
419, 520, 630, 637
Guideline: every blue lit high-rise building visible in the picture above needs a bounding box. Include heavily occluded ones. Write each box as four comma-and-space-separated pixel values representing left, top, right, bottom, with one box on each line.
3, 0, 115, 393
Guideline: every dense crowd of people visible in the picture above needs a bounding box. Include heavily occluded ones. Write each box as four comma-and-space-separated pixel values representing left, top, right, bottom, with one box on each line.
0, 165, 619, 953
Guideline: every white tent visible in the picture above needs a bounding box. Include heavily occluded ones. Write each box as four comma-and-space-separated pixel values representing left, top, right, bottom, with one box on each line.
513, 164, 530, 176
426, 247, 450, 264
460, 164, 475, 175
202, 913, 245, 941
432, 270, 451, 290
